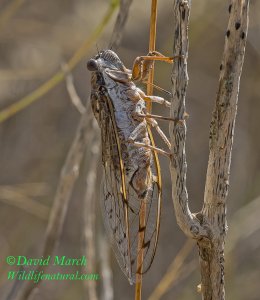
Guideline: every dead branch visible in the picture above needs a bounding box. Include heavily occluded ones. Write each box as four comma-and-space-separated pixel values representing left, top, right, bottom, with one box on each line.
148, 194, 260, 300
170, 0, 209, 239
82, 129, 100, 300
99, 230, 114, 300
109, 0, 133, 50
63, 63, 86, 114
13, 105, 93, 300
170, 1, 250, 300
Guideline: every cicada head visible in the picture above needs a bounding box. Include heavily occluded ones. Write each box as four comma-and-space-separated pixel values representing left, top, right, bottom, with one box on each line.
87, 49, 126, 73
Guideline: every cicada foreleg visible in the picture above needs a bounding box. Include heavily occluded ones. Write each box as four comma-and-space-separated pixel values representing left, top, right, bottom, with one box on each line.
131, 51, 178, 82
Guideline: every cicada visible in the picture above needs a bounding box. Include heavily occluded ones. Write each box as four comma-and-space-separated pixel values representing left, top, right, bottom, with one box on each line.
87, 49, 173, 284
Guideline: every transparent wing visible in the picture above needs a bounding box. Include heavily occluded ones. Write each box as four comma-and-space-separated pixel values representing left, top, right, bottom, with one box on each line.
99, 94, 162, 284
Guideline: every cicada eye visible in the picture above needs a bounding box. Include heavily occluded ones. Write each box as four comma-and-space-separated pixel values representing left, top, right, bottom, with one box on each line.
87, 59, 98, 71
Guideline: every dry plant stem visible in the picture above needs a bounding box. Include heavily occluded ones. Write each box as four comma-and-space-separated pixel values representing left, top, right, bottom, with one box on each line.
200, 1, 249, 299
170, 0, 209, 242
110, 0, 134, 52
109, 0, 133, 49
99, 232, 114, 300
170, 1, 250, 300
82, 130, 100, 300
13, 106, 93, 300
135, 1, 157, 299
63, 63, 86, 114
43, 111, 93, 256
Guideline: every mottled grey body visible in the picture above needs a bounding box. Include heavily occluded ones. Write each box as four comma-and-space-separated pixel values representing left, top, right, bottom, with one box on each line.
89, 51, 153, 198
87, 50, 160, 283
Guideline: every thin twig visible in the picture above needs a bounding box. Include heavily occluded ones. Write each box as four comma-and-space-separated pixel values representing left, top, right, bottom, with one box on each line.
62, 63, 86, 114
99, 231, 114, 300
109, 0, 133, 50
82, 128, 100, 300
12, 106, 93, 300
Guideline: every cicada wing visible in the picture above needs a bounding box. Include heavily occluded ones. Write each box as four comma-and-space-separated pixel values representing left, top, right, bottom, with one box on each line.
99, 95, 162, 284
137, 127, 162, 276
99, 102, 134, 282
126, 158, 162, 279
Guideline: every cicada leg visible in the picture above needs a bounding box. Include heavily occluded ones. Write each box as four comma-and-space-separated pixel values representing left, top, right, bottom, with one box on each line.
137, 88, 171, 107
127, 122, 171, 157
146, 118, 171, 149
132, 51, 182, 82
135, 113, 175, 122
129, 140, 171, 158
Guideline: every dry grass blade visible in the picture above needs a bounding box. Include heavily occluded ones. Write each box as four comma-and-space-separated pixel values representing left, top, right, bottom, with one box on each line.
0, 186, 49, 220
226, 196, 260, 253
148, 239, 195, 300
0, 0, 119, 123
0, 0, 26, 32
5, 182, 50, 197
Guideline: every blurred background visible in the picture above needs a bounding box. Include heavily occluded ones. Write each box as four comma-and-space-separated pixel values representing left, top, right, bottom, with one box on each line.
0, 0, 259, 299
